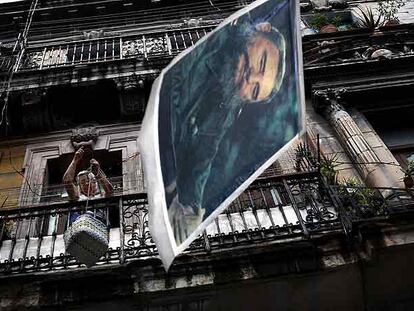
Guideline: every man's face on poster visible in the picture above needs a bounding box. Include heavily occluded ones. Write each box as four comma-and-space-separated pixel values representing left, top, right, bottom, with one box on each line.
234, 25, 281, 103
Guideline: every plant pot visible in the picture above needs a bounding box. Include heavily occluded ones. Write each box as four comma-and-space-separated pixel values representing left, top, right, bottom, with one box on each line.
320, 24, 337, 33
404, 176, 414, 188
384, 19, 400, 26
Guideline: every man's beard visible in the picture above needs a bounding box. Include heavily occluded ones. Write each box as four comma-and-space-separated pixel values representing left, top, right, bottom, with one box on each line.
218, 48, 247, 102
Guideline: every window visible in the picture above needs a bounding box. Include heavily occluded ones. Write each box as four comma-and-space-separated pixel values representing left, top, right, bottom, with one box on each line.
40, 150, 123, 235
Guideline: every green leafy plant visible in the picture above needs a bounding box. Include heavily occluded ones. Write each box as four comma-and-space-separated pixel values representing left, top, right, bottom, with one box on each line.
320, 153, 339, 185
355, 6, 384, 29
309, 13, 330, 30
331, 15, 343, 28
401, 160, 414, 188
295, 142, 314, 171
341, 177, 376, 211
403, 160, 414, 177
377, 0, 406, 22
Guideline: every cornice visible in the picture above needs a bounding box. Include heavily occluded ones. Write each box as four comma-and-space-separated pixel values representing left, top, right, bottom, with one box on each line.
0, 122, 141, 148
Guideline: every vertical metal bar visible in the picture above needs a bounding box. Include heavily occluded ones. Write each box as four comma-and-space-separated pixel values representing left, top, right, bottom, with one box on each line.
195, 29, 201, 40
22, 214, 33, 260
172, 31, 179, 51
118, 197, 125, 264
282, 179, 309, 237
111, 39, 115, 60
72, 43, 76, 65
142, 35, 147, 59
270, 187, 292, 234
39, 47, 47, 69
247, 190, 264, 238
225, 210, 237, 243
260, 188, 276, 227
88, 41, 92, 62
119, 37, 123, 60
180, 31, 187, 49
56, 45, 62, 66
96, 40, 100, 62
104, 39, 107, 61
317, 133, 321, 171
64, 44, 69, 65
50, 210, 58, 264
165, 33, 172, 56
8, 216, 20, 263
236, 197, 250, 240
202, 230, 211, 253
48, 46, 54, 68
320, 176, 352, 236
80, 42, 84, 62
215, 218, 222, 244
187, 30, 194, 45
35, 211, 46, 269
0, 218, 4, 248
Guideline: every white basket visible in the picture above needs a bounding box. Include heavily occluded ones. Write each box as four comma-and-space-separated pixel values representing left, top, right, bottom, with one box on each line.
64, 213, 109, 267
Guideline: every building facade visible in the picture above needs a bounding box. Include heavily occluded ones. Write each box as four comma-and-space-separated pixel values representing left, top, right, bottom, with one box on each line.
1, 0, 414, 310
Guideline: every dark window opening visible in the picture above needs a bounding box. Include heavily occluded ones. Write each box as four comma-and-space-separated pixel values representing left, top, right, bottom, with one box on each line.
40, 149, 123, 234
363, 105, 414, 169
4, 80, 122, 137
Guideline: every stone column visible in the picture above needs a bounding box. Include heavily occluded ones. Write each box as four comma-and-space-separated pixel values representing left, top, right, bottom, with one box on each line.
314, 88, 404, 189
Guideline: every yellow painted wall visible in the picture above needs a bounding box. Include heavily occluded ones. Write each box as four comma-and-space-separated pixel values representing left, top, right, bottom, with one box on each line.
0, 146, 25, 208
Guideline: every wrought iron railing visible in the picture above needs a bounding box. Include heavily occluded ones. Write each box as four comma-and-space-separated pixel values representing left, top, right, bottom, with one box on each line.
331, 185, 414, 224
0, 176, 126, 209
0, 172, 343, 275
17, 26, 215, 71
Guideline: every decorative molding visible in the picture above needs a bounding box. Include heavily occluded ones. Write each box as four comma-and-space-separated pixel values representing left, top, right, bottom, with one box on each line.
121, 36, 167, 58
312, 87, 347, 113
70, 125, 99, 150
114, 75, 145, 91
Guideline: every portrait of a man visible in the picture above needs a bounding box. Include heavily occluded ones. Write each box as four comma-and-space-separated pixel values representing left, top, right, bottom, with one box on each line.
141, 0, 303, 259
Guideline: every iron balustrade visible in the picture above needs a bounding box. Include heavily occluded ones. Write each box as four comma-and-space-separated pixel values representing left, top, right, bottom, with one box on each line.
331, 185, 414, 223
17, 26, 215, 71
0, 172, 344, 275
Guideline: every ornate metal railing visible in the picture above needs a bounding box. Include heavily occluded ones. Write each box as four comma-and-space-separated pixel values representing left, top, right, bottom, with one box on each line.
331, 185, 414, 225
0, 171, 343, 275
4, 151, 414, 276
17, 26, 215, 71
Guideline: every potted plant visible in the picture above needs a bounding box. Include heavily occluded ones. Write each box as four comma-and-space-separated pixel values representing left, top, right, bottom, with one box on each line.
320, 153, 339, 185
377, 0, 406, 26
294, 142, 313, 171
402, 160, 414, 188
354, 6, 384, 30
341, 177, 377, 217
309, 13, 338, 33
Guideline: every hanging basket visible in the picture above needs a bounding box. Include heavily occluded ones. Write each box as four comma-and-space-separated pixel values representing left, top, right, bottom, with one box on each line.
64, 212, 109, 267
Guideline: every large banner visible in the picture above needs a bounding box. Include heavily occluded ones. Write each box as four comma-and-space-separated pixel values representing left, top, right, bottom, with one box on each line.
139, 0, 305, 270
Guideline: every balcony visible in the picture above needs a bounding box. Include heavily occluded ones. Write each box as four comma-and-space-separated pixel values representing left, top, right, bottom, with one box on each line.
1, 26, 216, 74
0, 168, 347, 275
2, 141, 414, 277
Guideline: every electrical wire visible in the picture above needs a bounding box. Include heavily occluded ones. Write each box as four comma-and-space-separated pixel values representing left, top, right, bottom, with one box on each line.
0, 0, 40, 204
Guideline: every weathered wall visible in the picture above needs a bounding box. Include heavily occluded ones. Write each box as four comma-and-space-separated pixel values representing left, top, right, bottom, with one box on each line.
3, 227, 414, 311
0, 145, 25, 208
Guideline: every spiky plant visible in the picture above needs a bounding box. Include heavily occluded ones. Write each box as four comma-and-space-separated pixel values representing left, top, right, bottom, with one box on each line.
355, 6, 384, 29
